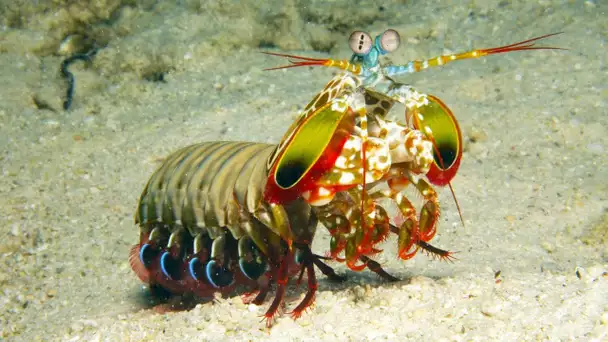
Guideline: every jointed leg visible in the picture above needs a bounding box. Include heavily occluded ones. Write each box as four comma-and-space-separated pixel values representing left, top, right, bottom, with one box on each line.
241, 276, 270, 305
311, 253, 346, 282
290, 261, 317, 319
389, 224, 454, 261
410, 177, 440, 242
359, 255, 399, 282
368, 178, 421, 260
290, 246, 345, 320
368, 171, 442, 260
263, 256, 290, 327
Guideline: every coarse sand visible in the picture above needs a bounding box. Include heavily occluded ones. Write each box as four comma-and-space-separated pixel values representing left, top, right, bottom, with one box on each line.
0, 1, 606, 340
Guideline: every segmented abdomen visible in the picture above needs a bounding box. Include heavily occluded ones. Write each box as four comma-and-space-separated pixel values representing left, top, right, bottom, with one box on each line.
130, 141, 315, 299
136, 141, 274, 239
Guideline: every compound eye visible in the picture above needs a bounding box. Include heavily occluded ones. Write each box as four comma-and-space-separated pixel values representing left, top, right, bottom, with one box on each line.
349, 31, 373, 55
380, 29, 400, 53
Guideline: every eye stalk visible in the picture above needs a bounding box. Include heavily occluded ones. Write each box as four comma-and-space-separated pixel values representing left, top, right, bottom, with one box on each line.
348, 29, 402, 70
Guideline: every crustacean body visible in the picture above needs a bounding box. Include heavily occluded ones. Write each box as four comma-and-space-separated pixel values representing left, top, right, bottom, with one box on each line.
130, 142, 347, 326
263, 29, 562, 271
130, 29, 562, 327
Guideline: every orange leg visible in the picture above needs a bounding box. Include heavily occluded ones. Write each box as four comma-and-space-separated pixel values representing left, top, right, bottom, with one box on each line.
290, 247, 345, 320
263, 256, 289, 327
412, 177, 440, 242
389, 224, 455, 262
371, 173, 444, 260
369, 180, 421, 260
290, 261, 317, 319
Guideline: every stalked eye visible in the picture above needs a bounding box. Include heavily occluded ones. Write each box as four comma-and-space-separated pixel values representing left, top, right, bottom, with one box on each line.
379, 29, 400, 53
408, 95, 462, 186
349, 31, 373, 55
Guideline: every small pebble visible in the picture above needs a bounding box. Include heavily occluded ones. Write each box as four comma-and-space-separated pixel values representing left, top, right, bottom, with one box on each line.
44, 120, 60, 129
350, 285, 366, 302
540, 241, 554, 253
586, 143, 604, 154
540, 262, 561, 273
480, 299, 502, 317
70, 322, 83, 333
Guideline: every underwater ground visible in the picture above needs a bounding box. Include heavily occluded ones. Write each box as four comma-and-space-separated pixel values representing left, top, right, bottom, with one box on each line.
0, 0, 606, 340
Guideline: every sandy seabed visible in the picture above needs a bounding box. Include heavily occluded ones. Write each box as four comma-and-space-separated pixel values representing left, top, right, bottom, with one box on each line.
0, 0, 607, 341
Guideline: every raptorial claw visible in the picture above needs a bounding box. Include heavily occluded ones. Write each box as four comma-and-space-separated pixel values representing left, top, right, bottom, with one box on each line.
398, 246, 419, 261
346, 257, 368, 271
